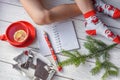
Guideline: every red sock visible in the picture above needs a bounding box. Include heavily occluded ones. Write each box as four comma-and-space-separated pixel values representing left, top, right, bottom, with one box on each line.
83, 10, 120, 44
94, 0, 120, 19
83, 10, 98, 35
113, 8, 120, 18
84, 10, 96, 18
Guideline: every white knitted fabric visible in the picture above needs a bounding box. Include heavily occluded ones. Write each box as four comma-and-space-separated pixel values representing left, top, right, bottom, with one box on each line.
85, 15, 116, 40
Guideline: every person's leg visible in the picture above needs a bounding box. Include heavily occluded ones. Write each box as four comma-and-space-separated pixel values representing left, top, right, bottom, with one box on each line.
75, 0, 120, 44
20, 0, 81, 25
20, 0, 49, 24
75, 0, 94, 14
94, 0, 120, 19
48, 4, 81, 23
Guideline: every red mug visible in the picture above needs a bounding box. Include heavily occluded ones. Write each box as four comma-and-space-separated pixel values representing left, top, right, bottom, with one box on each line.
0, 21, 36, 47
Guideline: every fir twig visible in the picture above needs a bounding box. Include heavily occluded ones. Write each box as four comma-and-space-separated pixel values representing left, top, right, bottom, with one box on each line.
60, 36, 118, 80
60, 51, 86, 67
62, 50, 76, 58
86, 36, 107, 47
91, 59, 102, 75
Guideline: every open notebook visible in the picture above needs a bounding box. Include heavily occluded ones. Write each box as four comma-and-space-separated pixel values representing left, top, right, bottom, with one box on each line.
36, 20, 79, 56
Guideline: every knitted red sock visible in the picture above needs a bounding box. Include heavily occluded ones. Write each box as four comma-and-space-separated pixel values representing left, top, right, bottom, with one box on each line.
94, 0, 120, 19
84, 10, 96, 18
84, 10, 120, 44
84, 10, 97, 35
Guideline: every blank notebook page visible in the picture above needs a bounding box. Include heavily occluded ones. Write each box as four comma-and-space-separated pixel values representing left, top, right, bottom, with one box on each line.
36, 21, 79, 56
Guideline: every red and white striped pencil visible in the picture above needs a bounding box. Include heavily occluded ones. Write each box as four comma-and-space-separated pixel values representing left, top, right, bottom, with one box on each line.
44, 31, 62, 71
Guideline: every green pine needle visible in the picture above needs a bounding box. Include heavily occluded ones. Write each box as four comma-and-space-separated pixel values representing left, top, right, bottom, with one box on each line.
108, 70, 118, 76
73, 50, 81, 57
91, 60, 102, 75
102, 61, 119, 71
86, 36, 107, 47
62, 50, 76, 58
60, 50, 87, 67
84, 41, 99, 54
102, 69, 118, 80
91, 66, 101, 75
102, 71, 109, 80
60, 57, 83, 67
60, 58, 77, 66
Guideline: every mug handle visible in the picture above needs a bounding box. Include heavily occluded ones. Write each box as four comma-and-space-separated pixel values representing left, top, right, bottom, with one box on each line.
0, 34, 7, 41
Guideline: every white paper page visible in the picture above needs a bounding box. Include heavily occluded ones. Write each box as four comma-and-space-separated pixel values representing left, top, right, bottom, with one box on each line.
55, 21, 80, 51
36, 21, 79, 56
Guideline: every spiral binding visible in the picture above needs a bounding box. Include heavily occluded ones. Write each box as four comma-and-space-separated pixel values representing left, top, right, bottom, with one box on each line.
51, 26, 62, 52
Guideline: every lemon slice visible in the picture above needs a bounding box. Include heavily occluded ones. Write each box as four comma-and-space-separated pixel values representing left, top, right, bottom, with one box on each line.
14, 30, 27, 42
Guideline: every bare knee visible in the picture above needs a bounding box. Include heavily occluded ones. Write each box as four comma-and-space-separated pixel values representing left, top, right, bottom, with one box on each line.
32, 10, 52, 25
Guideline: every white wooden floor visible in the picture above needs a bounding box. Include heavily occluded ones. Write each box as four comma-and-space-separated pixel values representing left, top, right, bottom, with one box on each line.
1, 0, 120, 80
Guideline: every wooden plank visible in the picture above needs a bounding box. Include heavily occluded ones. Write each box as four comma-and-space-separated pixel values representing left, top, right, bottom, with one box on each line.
0, 61, 30, 80
97, 13, 120, 29
52, 75, 73, 80
0, 0, 22, 6
0, 2, 33, 22
0, 40, 24, 63
1, 0, 120, 80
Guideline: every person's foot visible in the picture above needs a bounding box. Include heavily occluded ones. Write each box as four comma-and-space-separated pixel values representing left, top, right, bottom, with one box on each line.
84, 10, 120, 44
93, 0, 120, 19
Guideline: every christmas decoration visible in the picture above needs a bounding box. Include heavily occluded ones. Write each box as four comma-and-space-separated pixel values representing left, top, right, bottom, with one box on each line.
60, 36, 119, 80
